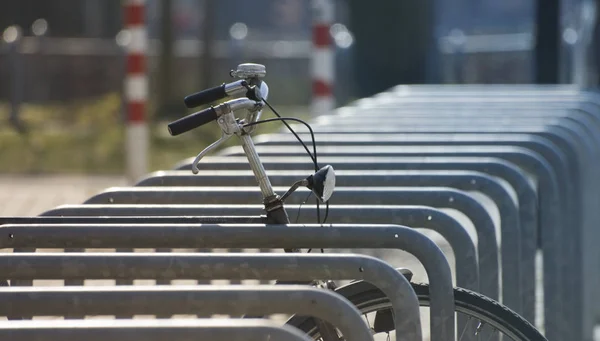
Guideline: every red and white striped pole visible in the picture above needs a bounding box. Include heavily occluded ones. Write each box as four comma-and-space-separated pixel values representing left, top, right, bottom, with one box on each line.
124, 0, 149, 182
311, 0, 335, 116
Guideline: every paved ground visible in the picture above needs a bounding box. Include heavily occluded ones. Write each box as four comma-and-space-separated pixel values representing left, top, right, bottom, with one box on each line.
0, 175, 127, 216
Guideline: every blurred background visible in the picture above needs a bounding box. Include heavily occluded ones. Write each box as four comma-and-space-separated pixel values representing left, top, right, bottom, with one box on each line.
0, 0, 598, 180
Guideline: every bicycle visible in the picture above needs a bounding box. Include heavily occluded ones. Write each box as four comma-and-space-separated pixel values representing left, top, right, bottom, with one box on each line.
168, 63, 547, 341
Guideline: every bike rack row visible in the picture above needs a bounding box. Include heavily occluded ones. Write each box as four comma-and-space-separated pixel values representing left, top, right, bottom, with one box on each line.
2, 85, 599, 341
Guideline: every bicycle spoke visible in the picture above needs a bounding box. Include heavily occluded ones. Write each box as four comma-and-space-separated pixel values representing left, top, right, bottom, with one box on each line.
486, 327, 498, 341
459, 316, 474, 340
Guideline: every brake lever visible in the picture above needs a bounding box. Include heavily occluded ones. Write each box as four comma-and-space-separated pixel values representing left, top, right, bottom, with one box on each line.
191, 132, 231, 174
191, 110, 241, 174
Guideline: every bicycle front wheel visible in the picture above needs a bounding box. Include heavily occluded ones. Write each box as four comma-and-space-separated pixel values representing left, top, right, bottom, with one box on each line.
287, 282, 546, 341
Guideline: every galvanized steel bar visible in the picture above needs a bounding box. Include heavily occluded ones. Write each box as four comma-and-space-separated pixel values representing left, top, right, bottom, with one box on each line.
0, 319, 313, 341
85, 186, 496, 298
172, 152, 559, 327
0, 253, 421, 341
0, 286, 374, 341
8, 215, 264, 290
251, 133, 564, 323
0, 223, 454, 341
39, 204, 481, 298
301, 114, 590, 339
221, 144, 563, 316
134, 168, 531, 318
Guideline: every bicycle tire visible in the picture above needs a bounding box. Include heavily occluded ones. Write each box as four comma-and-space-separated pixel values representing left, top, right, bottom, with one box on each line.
287, 282, 546, 341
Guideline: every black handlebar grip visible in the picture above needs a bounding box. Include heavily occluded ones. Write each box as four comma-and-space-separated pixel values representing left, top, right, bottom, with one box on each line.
184, 84, 227, 108
168, 107, 218, 136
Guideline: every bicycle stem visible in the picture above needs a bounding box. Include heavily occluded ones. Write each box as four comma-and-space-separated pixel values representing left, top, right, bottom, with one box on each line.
237, 109, 295, 251
239, 133, 276, 201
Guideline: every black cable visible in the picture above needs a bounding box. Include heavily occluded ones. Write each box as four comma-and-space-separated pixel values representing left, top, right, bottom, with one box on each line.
243, 116, 323, 224
243, 84, 318, 171
243, 117, 318, 170
298, 191, 314, 254
320, 201, 329, 253
264, 98, 319, 170
243, 91, 328, 226
295, 191, 313, 223
323, 201, 330, 224
259, 98, 323, 224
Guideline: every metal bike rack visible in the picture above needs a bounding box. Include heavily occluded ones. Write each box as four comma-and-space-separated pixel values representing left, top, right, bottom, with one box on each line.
35, 200, 479, 341
251, 132, 567, 324
0, 319, 315, 341
6, 214, 266, 289
206, 145, 562, 326
0, 222, 454, 341
135, 168, 529, 316
170, 156, 540, 315
239, 151, 556, 253
8, 82, 592, 340
329, 93, 600, 340
254, 107, 591, 339
84, 186, 503, 301
304, 109, 599, 340
0, 253, 421, 341
40, 203, 479, 291
372, 88, 600, 338
0, 286, 374, 341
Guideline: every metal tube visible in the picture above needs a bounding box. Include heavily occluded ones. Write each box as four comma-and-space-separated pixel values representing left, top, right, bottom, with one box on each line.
238, 133, 276, 200
0, 223, 453, 341
224, 79, 248, 96
0, 286, 373, 341
83, 188, 484, 294
133, 168, 532, 317
35, 205, 478, 295
0, 319, 313, 341
186, 151, 560, 328
0, 253, 422, 341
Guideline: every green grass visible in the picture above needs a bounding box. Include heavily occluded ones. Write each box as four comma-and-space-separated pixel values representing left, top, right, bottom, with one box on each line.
0, 94, 310, 174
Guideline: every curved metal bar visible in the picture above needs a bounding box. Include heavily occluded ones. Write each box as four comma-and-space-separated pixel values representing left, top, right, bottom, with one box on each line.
0, 253, 421, 341
0, 319, 314, 341
0, 223, 453, 341
84, 187, 491, 299
0, 286, 373, 341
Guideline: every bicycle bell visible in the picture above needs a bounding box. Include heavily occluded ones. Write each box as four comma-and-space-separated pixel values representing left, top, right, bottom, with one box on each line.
230, 63, 266, 82
231, 63, 268, 132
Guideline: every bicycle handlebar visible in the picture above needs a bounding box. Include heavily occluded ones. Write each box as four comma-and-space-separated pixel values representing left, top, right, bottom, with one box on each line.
168, 98, 260, 136
183, 86, 226, 108
167, 107, 218, 136
184, 80, 248, 109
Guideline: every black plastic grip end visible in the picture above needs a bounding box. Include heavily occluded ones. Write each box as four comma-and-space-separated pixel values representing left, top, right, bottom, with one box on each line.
168, 107, 218, 136
184, 85, 227, 108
